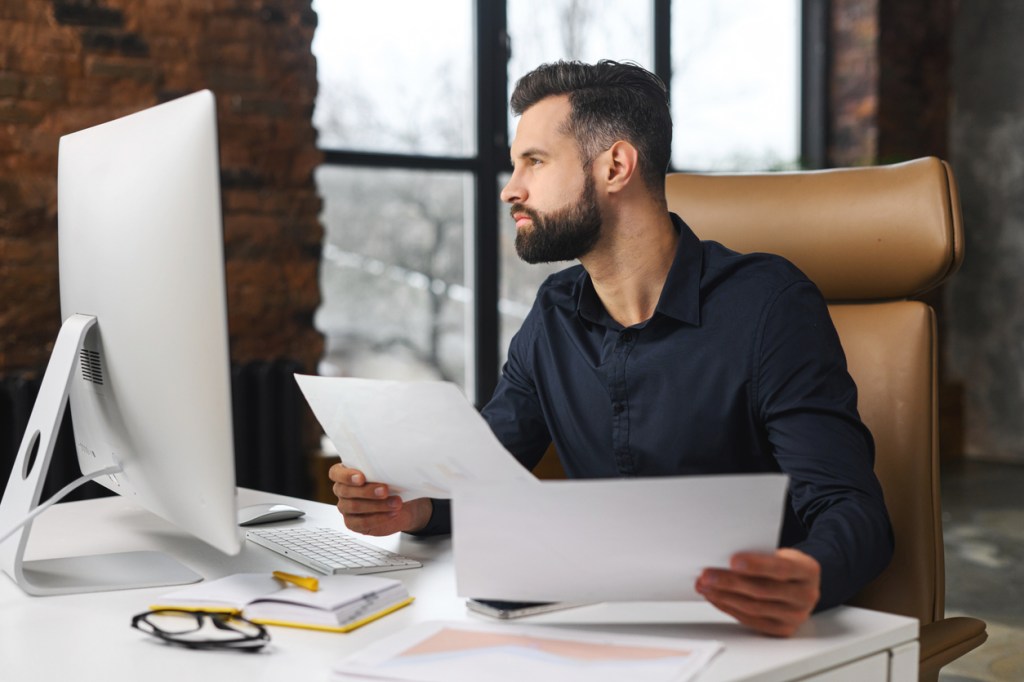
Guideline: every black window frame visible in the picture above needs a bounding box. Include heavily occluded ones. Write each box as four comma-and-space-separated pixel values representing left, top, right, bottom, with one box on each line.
315, 0, 825, 406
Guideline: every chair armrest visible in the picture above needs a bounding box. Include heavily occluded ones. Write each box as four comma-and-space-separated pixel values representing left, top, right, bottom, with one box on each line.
919, 616, 987, 680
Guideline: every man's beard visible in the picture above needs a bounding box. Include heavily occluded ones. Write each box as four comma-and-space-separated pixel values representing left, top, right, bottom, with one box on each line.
512, 174, 602, 264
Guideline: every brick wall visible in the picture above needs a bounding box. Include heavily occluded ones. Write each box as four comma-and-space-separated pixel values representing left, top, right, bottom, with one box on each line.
0, 0, 323, 377
829, 0, 879, 166
877, 0, 952, 163
828, 0, 953, 165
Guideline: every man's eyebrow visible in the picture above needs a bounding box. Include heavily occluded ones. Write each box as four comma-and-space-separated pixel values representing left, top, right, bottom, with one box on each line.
511, 147, 549, 162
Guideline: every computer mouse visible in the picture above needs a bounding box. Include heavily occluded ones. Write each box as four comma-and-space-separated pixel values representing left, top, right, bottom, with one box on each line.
237, 503, 306, 526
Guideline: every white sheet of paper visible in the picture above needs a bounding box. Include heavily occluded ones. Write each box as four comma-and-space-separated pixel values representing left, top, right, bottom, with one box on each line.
295, 375, 536, 500
453, 474, 789, 602
332, 620, 723, 682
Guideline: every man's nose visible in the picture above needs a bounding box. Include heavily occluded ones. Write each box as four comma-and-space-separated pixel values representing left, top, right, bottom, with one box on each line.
500, 173, 525, 205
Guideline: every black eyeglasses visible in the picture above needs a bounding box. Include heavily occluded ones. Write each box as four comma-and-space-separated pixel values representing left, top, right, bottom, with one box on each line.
131, 609, 270, 652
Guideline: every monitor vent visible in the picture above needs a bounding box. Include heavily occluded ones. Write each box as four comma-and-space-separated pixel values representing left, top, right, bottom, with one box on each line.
79, 349, 104, 385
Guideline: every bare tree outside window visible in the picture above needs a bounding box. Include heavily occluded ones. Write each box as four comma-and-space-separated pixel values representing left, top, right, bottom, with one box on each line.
311, 0, 473, 387
672, 0, 801, 170
310, 0, 801, 387
312, 1, 474, 157
316, 167, 469, 385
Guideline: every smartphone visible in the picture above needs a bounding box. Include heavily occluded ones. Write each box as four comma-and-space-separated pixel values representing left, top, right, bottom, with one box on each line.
466, 598, 585, 619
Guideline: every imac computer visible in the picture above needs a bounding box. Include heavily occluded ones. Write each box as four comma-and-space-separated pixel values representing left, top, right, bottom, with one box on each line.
0, 90, 241, 595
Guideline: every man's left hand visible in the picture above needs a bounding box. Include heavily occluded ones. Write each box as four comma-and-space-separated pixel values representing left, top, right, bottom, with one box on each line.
695, 548, 821, 637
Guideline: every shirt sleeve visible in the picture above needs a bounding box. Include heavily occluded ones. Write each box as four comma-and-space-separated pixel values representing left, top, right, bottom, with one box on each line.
407, 302, 553, 538
406, 498, 451, 537
754, 278, 894, 611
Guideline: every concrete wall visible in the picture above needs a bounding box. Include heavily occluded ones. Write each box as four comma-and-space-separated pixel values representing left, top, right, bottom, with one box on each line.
948, 1, 1024, 462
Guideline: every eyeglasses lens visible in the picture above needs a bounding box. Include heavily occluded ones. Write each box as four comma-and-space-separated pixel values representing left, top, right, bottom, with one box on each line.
144, 611, 203, 636
136, 610, 268, 649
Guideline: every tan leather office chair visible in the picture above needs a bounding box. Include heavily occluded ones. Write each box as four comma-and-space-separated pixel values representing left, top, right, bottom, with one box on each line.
665, 157, 986, 681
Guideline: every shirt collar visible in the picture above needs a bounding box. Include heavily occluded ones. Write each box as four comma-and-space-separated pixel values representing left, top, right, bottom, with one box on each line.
656, 213, 702, 325
576, 213, 702, 328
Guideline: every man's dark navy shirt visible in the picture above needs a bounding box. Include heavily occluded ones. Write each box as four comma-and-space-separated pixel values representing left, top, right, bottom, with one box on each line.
422, 213, 893, 611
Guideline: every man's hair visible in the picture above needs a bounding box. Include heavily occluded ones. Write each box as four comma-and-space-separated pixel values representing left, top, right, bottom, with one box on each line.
510, 59, 672, 193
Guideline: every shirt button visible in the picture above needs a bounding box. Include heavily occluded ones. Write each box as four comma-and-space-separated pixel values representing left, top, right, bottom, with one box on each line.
612, 402, 624, 414
621, 331, 635, 343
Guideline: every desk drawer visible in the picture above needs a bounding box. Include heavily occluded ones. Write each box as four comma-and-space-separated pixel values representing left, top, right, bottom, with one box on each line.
797, 651, 888, 681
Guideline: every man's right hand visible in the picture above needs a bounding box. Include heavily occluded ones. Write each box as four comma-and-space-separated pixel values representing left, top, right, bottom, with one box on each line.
327, 463, 432, 536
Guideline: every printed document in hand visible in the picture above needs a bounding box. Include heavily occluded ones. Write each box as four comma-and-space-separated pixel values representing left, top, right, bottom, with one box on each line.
295, 375, 536, 500
332, 620, 723, 682
453, 474, 789, 602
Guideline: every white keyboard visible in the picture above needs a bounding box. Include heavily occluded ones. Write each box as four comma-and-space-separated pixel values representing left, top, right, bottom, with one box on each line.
245, 526, 422, 575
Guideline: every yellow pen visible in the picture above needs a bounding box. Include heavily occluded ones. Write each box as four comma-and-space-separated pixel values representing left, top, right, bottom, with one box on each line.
273, 570, 319, 592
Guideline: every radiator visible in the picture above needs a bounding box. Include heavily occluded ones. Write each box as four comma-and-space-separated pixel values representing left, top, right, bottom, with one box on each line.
1, 359, 312, 504
231, 359, 312, 499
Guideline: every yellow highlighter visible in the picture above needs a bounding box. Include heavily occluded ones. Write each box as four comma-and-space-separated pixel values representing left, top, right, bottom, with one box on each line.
273, 570, 319, 592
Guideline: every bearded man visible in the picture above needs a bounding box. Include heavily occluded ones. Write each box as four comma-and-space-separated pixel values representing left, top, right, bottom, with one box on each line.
329, 60, 893, 638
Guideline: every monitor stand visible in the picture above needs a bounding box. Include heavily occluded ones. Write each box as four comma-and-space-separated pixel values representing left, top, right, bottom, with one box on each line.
0, 314, 201, 596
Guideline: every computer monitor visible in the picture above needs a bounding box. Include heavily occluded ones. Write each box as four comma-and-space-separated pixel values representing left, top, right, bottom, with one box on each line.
0, 90, 241, 595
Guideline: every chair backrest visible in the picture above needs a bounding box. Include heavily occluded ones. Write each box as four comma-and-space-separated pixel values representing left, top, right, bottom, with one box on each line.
665, 157, 964, 626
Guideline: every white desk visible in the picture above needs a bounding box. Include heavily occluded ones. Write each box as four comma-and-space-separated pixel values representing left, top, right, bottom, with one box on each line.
0, 489, 918, 681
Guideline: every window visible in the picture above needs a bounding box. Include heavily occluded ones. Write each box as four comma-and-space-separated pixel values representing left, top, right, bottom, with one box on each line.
671, 0, 801, 170
312, 1, 807, 405
311, 0, 475, 393
316, 166, 471, 386
312, 0, 474, 157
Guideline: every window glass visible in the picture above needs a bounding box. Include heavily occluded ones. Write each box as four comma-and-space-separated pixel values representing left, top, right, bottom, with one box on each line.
311, 0, 475, 156
671, 0, 800, 170
501, 1, 654, 353
507, 0, 654, 140
315, 166, 470, 388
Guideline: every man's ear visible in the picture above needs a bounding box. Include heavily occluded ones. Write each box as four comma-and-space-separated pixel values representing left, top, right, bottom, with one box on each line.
598, 140, 640, 194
